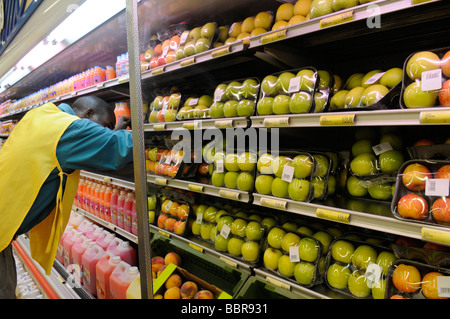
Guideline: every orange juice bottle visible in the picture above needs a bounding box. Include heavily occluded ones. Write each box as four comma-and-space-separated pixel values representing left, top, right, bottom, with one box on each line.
90, 182, 98, 216
110, 188, 119, 226
93, 66, 102, 84
105, 66, 116, 80
103, 186, 113, 223
114, 102, 131, 130
101, 68, 106, 82
99, 184, 106, 220
84, 181, 92, 212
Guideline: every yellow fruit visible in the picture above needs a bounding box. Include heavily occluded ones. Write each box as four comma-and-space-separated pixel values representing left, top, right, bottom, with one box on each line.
272, 20, 289, 31
237, 32, 251, 40
250, 28, 267, 36
288, 15, 306, 25
229, 22, 242, 37
294, 0, 313, 16
276, 3, 295, 22
241, 16, 255, 33
254, 11, 273, 30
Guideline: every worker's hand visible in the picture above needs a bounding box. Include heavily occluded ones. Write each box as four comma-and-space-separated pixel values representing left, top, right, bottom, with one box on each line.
114, 116, 131, 131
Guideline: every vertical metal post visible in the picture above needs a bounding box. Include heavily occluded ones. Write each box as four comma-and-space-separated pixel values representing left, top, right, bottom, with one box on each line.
125, 0, 153, 299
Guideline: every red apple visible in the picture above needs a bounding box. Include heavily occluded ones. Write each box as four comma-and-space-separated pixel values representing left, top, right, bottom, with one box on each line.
435, 165, 450, 184
431, 197, 450, 225
157, 55, 166, 66
149, 57, 159, 69
439, 79, 450, 107
402, 163, 432, 191
442, 50, 450, 78
397, 194, 429, 220
413, 139, 434, 147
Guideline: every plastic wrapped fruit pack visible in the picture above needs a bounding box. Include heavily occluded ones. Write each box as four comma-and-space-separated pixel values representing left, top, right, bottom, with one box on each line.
176, 94, 213, 120
329, 67, 403, 111
226, 11, 274, 43
148, 93, 182, 123
175, 22, 219, 61
392, 160, 450, 227
256, 67, 320, 116
190, 204, 229, 244
210, 77, 260, 119
156, 197, 191, 237
400, 47, 450, 108
385, 259, 450, 299
263, 225, 324, 288
325, 238, 397, 299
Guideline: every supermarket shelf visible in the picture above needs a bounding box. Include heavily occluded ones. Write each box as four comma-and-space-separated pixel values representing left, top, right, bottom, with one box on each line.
72, 206, 138, 244
147, 173, 252, 203
253, 193, 450, 247
144, 117, 250, 132
80, 170, 135, 191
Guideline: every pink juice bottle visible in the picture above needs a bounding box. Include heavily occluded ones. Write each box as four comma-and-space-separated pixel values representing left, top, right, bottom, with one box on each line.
77, 219, 93, 235
123, 192, 134, 233
96, 252, 121, 299
86, 225, 103, 242
81, 242, 105, 296
96, 230, 116, 250
63, 230, 81, 267
57, 226, 74, 264
109, 262, 139, 299
71, 237, 91, 284
116, 190, 126, 229
110, 188, 119, 226
107, 239, 137, 267
131, 196, 137, 236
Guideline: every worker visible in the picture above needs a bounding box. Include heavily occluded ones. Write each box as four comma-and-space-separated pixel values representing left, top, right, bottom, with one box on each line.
0, 96, 133, 299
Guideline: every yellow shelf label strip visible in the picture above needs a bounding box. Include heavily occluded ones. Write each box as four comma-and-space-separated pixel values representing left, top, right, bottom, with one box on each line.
188, 183, 204, 193
421, 227, 450, 246
151, 67, 165, 75
320, 10, 354, 28
263, 117, 290, 127
214, 119, 235, 128
219, 189, 241, 200
265, 276, 291, 291
155, 177, 168, 186
261, 29, 287, 44
320, 114, 355, 126
153, 124, 166, 131
180, 57, 196, 67
260, 197, 287, 210
188, 243, 204, 253
316, 208, 351, 224
420, 110, 450, 124
211, 46, 231, 58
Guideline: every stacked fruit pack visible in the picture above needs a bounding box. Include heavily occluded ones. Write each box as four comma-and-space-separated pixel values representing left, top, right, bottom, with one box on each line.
156, 196, 191, 236
176, 95, 213, 120
148, 93, 182, 123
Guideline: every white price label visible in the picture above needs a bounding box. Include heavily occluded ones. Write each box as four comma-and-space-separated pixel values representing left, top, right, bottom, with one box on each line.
220, 224, 231, 239
180, 31, 189, 45
372, 142, 393, 155
425, 179, 449, 197
214, 88, 225, 102
421, 69, 442, 92
188, 98, 199, 106
288, 76, 301, 93
364, 263, 382, 289
196, 213, 203, 224
289, 246, 300, 262
165, 156, 172, 165
364, 72, 385, 85
437, 276, 450, 298
164, 200, 173, 213
216, 160, 224, 173
282, 165, 294, 183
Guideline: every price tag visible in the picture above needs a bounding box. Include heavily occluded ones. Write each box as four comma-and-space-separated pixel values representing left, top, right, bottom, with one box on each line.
320, 114, 355, 126
218, 291, 233, 299
421, 69, 442, 91
421, 227, 450, 246
282, 165, 294, 183
118, 75, 129, 83
180, 57, 195, 67
212, 46, 231, 58
288, 76, 301, 93
151, 67, 164, 75
220, 224, 231, 239
158, 230, 171, 238
263, 117, 290, 127
425, 179, 449, 197
214, 88, 225, 102
289, 246, 300, 262
265, 276, 291, 291
260, 197, 287, 210
196, 213, 203, 224
320, 10, 354, 28
153, 124, 166, 131
164, 200, 173, 212
372, 142, 393, 155
219, 189, 241, 200
180, 31, 189, 45
216, 160, 224, 173
215, 119, 234, 129
261, 29, 287, 44
219, 256, 238, 268
188, 184, 204, 193
316, 208, 350, 224
420, 111, 450, 124
154, 177, 168, 186
364, 263, 382, 288
189, 243, 204, 253
96, 83, 105, 89
364, 72, 385, 85
437, 276, 450, 298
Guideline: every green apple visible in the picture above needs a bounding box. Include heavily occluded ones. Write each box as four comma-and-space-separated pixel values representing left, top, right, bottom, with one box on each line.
184, 41, 196, 56
327, 227, 342, 238
288, 178, 311, 201
351, 244, 378, 270
379, 133, 403, 150
294, 262, 315, 286
318, 70, 332, 90
344, 73, 364, 90
245, 221, 264, 240
271, 177, 289, 198
263, 248, 282, 270
227, 237, 244, 256
298, 237, 319, 262
297, 69, 317, 92
297, 226, 313, 236
333, 75, 343, 93
292, 154, 314, 178
380, 67, 403, 88
257, 97, 274, 115
361, 70, 384, 88
406, 51, 441, 80
348, 270, 371, 298
332, 0, 359, 12
352, 139, 373, 157
346, 175, 368, 197
223, 100, 239, 117
236, 172, 254, 191
148, 210, 155, 224
267, 227, 286, 249
372, 278, 386, 299
314, 92, 328, 113
195, 38, 210, 53
262, 217, 277, 231
310, 0, 333, 19
209, 102, 224, 118
282, 222, 298, 232
242, 241, 260, 262
361, 84, 389, 106
350, 153, 378, 176
312, 177, 326, 199
200, 223, 213, 240
238, 152, 257, 171
329, 90, 348, 109
313, 154, 330, 177
224, 153, 239, 171
217, 215, 234, 231
255, 174, 274, 195
191, 221, 201, 235
289, 91, 312, 113
211, 171, 225, 187
237, 99, 255, 117
281, 232, 301, 252
278, 255, 295, 277
224, 171, 239, 189
257, 153, 275, 174
203, 206, 218, 223
376, 251, 397, 276
175, 46, 185, 60
214, 234, 229, 252
218, 26, 229, 42
210, 225, 217, 242
273, 94, 291, 115
345, 86, 365, 108
368, 182, 392, 200
272, 156, 293, 177
225, 81, 242, 100
276, 72, 296, 94
241, 78, 259, 99
261, 75, 278, 97
198, 95, 213, 107
189, 27, 202, 42
214, 83, 228, 102
331, 240, 355, 263
379, 150, 404, 173
326, 263, 351, 289
403, 81, 438, 108
215, 210, 228, 223
201, 22, 216, 39
147, 195, 156, 210
313, 231, 332, 254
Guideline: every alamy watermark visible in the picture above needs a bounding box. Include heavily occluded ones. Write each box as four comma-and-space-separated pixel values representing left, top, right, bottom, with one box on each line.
366, 4, 381, 29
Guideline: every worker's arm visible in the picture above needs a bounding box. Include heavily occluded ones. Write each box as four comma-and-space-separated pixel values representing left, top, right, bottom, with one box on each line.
56, 118, 133, 172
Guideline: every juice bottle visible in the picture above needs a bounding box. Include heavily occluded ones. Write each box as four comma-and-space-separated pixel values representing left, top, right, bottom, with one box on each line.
87, 181, 94, 214
71, 236, 91, 283
107, 239, 137, 266
131, 196, 137, 236
103, 186, 112, 223
83, 180, 91, 211
105, 65, 116, 80
94, 183, 102, 217
57, 226, 74, 264
68, 211, 83, 229
63, 231, 82, 267
77, 219, 93, 235
126, 274, 141, 299
96, 230, 116, 250
101, 68, 106, 82
116, 55, 122, 78
77, 178, 85, 208
96, 253, 121, 299
98, 184, 106, 220
81, 242, 105, 296
116, 190, 126, 229
93, 66, 102, 84
114, 102, 131, 130
123, 192, 134, 233
86, 225, 103, 242
109, 262, 139, 299
110, 188, 119, 226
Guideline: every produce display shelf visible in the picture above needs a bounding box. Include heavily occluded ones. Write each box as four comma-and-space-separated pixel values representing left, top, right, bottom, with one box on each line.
144, 117, 250, 132
80, 170, 135, 191
147, 173, 252, 203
